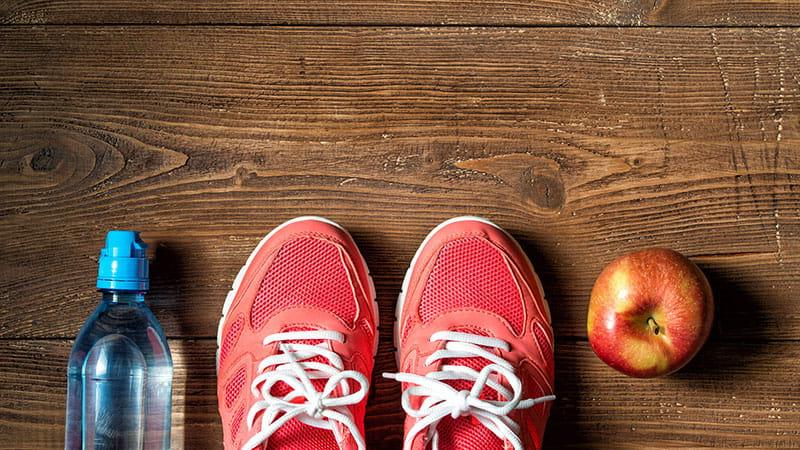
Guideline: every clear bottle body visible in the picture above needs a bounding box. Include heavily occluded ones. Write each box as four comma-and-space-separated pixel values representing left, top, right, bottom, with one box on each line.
65, 292, 172, 450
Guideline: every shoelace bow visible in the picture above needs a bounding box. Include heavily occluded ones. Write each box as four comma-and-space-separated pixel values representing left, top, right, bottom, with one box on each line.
384, 331, 555, 450
243, 330, 368, 450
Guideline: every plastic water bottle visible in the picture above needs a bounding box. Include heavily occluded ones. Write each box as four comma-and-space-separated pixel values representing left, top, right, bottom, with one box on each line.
65, 231, 173, 450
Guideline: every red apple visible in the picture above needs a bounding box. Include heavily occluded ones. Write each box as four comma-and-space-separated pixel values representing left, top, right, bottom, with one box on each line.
587, 248, 714, 378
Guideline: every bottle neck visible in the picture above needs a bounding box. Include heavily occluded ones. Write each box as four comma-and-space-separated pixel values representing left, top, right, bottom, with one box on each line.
100, 291, 146, 303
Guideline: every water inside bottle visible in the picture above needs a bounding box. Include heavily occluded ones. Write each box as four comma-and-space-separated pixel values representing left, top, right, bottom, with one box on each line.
66, 294, 172, 450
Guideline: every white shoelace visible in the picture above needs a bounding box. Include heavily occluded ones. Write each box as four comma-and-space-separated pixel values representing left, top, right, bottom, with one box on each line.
384, 331, 555, 450
243, 330, 369, 450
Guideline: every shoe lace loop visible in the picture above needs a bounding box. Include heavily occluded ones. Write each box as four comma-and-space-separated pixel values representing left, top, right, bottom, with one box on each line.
243, 330, 368, 450
384, 331, 555, 450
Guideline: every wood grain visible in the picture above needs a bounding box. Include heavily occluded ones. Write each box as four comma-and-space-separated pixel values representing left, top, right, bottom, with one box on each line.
1, 339, 798, 449
2, 25, 800, 449
1, 27, 799, 340
2, 0, 800, 25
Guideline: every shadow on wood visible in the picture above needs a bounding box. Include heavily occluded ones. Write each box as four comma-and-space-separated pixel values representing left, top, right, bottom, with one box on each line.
674, 260, 771, 378
151, 241, 222, 448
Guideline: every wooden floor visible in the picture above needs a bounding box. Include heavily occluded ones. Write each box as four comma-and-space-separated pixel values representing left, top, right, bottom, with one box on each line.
2, 1, 800, 448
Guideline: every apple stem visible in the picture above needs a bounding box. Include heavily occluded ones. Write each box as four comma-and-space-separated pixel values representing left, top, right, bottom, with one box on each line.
647, 317, 661, 335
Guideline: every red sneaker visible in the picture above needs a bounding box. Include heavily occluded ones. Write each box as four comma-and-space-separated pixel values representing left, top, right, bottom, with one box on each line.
216, 217, 378, 450
386, 217, 555, 450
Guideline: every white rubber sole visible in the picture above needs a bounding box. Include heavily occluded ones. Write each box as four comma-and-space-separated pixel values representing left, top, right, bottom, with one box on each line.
216, 216, 379, 372
393, 216, 550, 366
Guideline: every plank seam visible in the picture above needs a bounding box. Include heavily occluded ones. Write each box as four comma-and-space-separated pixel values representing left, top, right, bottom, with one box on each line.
2, 23, 800, 29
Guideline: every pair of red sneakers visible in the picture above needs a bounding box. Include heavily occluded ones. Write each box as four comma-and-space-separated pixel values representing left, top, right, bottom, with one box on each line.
216, 217, 555, 450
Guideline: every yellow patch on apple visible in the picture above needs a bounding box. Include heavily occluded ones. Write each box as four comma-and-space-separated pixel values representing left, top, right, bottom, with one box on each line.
610, 269, 634, 314
621, 335, 670, 373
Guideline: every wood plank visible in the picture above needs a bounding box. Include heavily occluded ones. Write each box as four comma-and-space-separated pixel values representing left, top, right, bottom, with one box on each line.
1, 339, 798, 448
2, 27, 799, 340
2, 0, 800, 26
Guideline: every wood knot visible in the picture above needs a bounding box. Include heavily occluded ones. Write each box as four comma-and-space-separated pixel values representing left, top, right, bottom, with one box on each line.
233, 166, 256, 187
30, 148, 58, 172
454, 153, 567, 213
522, 170, 565, 211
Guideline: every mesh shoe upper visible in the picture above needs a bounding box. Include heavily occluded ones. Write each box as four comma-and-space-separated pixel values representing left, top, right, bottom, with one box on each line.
395, 218, 555, 450
419, 236, 525, 334
251, 236, 357, 330
217, 218, 376, 450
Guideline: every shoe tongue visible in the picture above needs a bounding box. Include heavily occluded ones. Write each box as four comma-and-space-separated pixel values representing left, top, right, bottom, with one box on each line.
435, 328, 506, 450
260, 327, 341, 450
441, 328, 501, 400
272, 326, 331, 392
281, 325, 328, 346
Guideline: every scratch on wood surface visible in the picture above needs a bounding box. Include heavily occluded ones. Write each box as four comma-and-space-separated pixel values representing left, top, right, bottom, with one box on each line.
775, 29, 787, 145
774, 210, 784, 263
770, 30, 788, 265
691, 251, 780, 263
710, 31, 743, 133
710, 30, 739, 172
711, 30, 760, 220
753, 55, 769, 144
655, 66, 671, 165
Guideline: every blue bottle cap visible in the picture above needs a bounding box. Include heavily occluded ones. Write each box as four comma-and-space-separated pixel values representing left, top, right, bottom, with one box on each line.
96, 230, 149, 291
